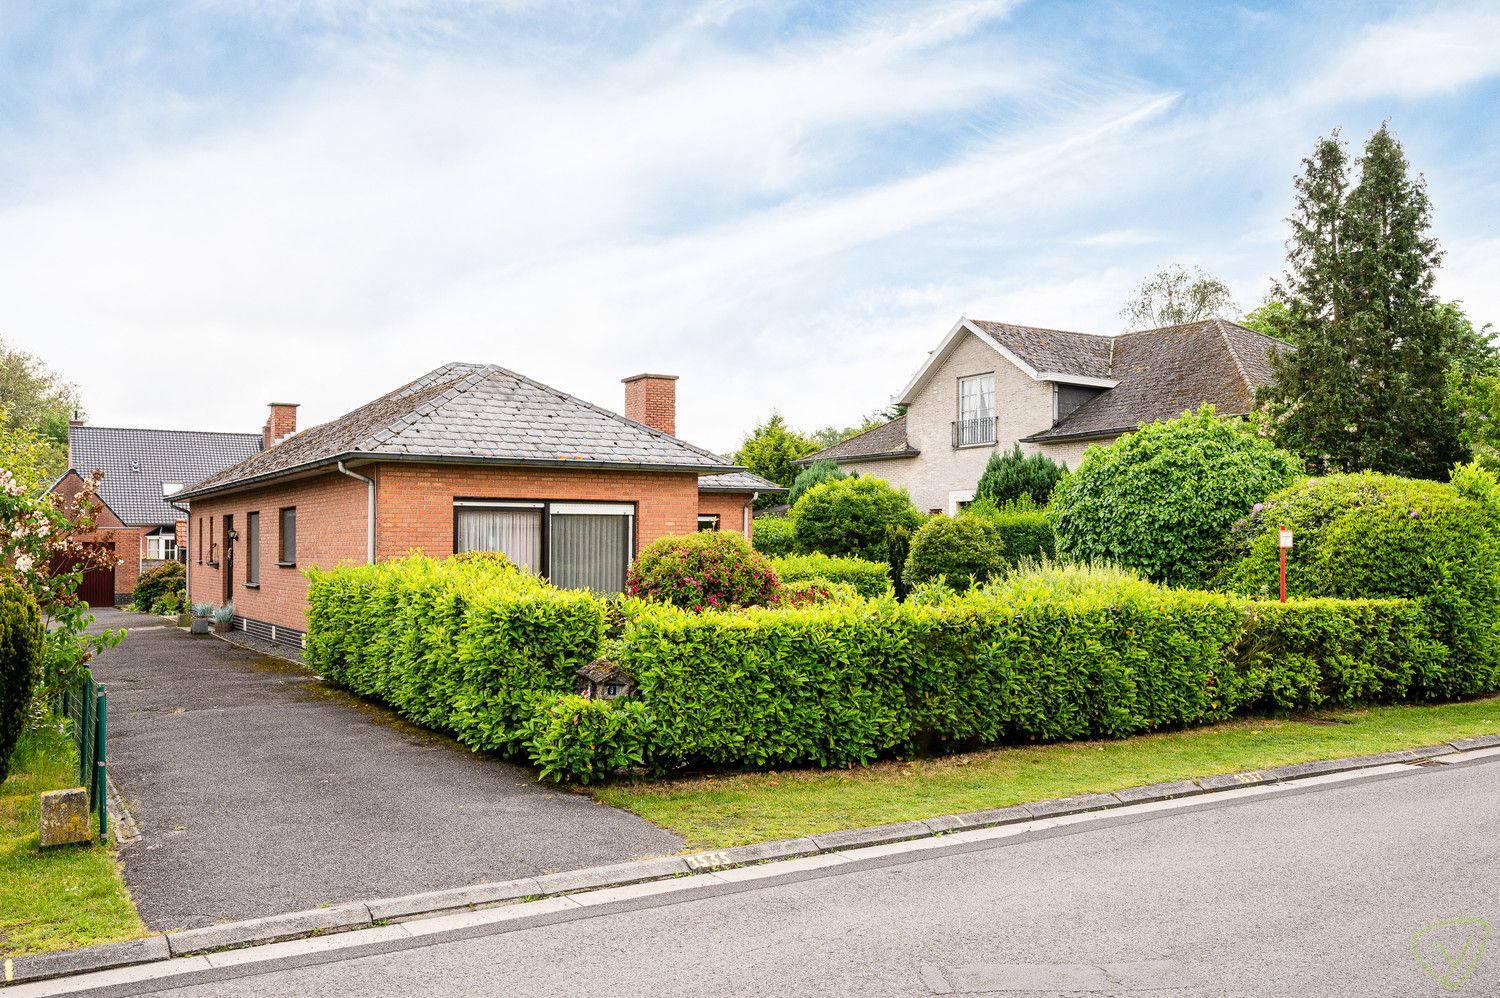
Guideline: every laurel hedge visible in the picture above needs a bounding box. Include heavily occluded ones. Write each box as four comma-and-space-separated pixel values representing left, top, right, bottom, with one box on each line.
770, 553, 891, 599
305, 557, 1474, 781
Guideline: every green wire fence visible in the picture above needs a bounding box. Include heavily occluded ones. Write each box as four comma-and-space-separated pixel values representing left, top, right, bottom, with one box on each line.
59, 670, 108, 842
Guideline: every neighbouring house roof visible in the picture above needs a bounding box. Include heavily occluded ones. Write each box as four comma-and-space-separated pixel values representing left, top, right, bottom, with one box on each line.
179, 363, 742, 500
66, 426, 264, 526
808, 318, 1287, 461
794, 414, 920, 467
1022, 319, 1285, 443
698, 471, 787, 493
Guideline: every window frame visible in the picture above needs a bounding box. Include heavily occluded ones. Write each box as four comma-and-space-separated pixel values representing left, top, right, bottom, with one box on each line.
245, 511, 260, 587
277, 507, 297, 567
452, 497, 638, 591
956, 372, 997, 447
697, 513, 721, 531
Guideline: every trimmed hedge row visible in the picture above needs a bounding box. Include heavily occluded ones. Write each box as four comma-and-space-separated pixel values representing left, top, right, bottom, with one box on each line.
306, 557, 1479, 781
305, 556, 605, 755
770, 553, 891, 599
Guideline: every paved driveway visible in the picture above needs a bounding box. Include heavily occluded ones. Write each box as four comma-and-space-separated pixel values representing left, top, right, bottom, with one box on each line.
87, 609, 679, 931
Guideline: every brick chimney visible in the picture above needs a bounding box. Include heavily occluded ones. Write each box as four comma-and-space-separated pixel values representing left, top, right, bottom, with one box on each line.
263, 402, 299, 449
622, 374, 678, 436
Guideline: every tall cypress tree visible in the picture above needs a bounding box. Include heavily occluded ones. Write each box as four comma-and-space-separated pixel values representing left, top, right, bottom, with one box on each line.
1260, 124, 1494, 479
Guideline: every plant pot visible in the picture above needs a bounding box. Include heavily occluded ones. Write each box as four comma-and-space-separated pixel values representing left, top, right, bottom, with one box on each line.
177, 612, 191, 627
191, 619, 211, 635
213, 620, 232, 634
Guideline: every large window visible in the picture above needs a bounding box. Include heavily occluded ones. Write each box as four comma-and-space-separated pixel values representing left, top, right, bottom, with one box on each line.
279, 507, 297, 565
455, 500, 635, 594
956, 373, 996, 446
245, 513, 260, 585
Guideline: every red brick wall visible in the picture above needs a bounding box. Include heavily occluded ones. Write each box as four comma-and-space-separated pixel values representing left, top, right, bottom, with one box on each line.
696, 491, 754, 536
187, 471, 367, 632
621, 375, 678, 436
49, 470, 142, 601
374, 464, 700, 560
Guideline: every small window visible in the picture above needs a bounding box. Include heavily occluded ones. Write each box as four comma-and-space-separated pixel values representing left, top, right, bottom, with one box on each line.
697, 514, 720, 532
279, 507, 297, 565
246, 512, 260, 585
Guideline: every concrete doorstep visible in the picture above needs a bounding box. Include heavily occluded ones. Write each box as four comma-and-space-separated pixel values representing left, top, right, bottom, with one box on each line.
6, 732, 1500, 989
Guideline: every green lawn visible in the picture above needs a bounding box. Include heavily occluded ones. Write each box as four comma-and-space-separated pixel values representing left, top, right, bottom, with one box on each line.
0, 728, 144, 958
592, 697, 1500, 851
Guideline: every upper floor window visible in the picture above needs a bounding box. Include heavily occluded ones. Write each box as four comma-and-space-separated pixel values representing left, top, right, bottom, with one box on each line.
956, 374, 996, 446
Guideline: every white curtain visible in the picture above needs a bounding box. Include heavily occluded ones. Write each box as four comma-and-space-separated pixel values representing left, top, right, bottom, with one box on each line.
456, 507, 543, 572
549, 512, 630, 594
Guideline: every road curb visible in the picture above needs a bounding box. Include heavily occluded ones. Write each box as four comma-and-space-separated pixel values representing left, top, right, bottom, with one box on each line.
6, 733, 1499, 987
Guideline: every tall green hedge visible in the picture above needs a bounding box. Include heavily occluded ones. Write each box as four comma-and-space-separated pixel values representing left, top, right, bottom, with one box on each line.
770, 553, 891, 599
305, 556, 605, 755
0, 581, 44, 784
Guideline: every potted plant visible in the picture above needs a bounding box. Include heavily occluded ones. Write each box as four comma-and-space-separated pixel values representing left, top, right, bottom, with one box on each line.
212, 603, 235, 635
190, 603, 213, 634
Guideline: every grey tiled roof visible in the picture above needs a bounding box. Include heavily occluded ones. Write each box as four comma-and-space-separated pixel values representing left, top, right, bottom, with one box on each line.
968, 320, 1114, 379
1024, 319, 1288, 442
68, 426, 263, 526
698, 471, 787, 493
181, 363, 741, 498
796, 414, 919, 465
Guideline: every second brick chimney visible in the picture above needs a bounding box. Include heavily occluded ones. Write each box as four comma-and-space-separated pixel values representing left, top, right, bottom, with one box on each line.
263, 402, 299, 450
622, 374, 678, 437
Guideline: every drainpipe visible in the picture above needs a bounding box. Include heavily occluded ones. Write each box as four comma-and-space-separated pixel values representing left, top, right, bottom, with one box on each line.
745, 494, 756, 535
336, 461, 376, 564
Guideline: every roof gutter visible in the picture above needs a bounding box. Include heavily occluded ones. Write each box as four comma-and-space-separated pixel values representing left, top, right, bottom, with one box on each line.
336, 461, 375, 565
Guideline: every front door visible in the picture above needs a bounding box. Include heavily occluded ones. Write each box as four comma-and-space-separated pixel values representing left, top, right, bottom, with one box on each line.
222, 514, 234, 604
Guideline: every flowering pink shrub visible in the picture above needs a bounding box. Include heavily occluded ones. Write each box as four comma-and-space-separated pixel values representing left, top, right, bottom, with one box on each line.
626, 531, 782, 611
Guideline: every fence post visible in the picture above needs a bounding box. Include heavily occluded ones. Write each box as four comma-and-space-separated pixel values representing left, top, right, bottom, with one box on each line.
95, 686, 108, 842
78, 681, 91, 787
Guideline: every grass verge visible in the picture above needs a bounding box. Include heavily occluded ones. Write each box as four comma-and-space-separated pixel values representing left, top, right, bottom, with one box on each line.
592, 696, 1500, 851
0, 727, 144, 958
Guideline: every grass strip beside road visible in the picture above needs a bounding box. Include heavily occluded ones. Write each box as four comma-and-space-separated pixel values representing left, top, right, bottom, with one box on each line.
593, 696, 1500, 851
0, 727, 144, 958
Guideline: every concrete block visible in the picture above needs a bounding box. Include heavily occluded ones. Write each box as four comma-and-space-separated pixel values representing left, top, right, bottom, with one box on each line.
1197, 770, 1266, 791
1450, 734, 1500, 752
1261, 759, 1361, 782
1022, 793, 1117, 819
919, 814, 968, 834
682, 838, 820, 871
947, 805, 1035, 829
165, 902, 372, 955
38, 788, 91, 848
810, 820, 932, 852
366, 878, 541, 920
532, 856, 689, 896
1110, 780, 1205, 805
7, 935, 169, 984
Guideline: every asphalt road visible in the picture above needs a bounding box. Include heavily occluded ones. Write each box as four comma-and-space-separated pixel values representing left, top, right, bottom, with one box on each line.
81, 753, 1499, 997
87, 609, 679, 930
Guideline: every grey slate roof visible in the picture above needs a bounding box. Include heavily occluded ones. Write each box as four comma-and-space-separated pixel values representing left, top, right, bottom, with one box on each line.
698, 471, 787, 493
180, 363, 741, 499
1023, 319, 1287, 442
796, 414, 919, 466
67, 426, 263, 526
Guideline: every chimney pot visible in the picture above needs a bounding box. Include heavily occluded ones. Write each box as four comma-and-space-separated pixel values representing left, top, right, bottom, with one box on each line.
264, 402, 299, 450
621, 374, 678, 437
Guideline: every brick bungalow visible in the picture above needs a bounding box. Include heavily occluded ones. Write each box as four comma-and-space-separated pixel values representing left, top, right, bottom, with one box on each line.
177, 364, 781, 648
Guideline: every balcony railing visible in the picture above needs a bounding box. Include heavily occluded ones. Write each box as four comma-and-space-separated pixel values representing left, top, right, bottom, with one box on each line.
952, 417, 996, 448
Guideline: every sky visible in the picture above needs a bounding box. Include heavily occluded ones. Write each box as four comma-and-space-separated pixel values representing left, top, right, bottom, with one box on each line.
2, 0, 1498, 455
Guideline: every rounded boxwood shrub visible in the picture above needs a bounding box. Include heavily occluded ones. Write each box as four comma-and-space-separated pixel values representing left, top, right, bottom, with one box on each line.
626, 531, 782, 611
791, 476, 922, 560
1, 581, 44, 784
975, 443, 1065, 506
132, 560, 185, 611
903, 515, 1007, 592
1049, 405, 1304, 586
750, 515, 796, 557
1219, 465, 1500, 697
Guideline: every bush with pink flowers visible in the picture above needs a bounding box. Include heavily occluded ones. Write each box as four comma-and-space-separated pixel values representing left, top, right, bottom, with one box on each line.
626, 531, 782, 611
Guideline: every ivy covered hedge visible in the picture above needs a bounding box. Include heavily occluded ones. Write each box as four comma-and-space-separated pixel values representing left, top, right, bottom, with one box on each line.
305, 555, 1481, 782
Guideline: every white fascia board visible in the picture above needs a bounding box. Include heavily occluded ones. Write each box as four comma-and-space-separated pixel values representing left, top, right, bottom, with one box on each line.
1036, 372, 1119, 389
897, 318, 1042, 405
